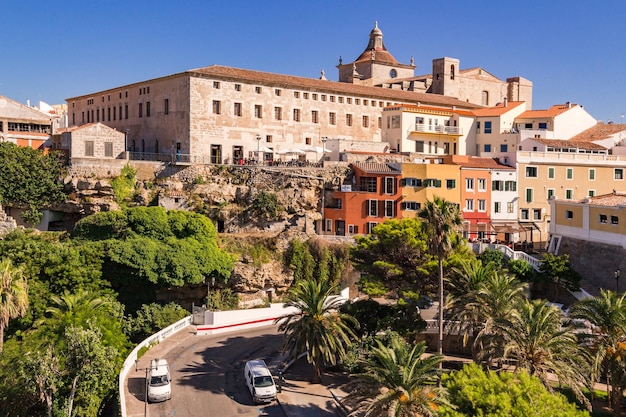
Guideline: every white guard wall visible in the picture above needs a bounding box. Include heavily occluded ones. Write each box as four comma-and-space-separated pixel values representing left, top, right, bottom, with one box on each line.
553, 106, 597, 139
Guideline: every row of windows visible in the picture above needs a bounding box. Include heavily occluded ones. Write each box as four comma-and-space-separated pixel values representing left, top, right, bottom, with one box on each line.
77, 98, 171, 125
6, 122, 51, 134
524, 187, 598, 203
323, 219, 376, 235
400, 178, 455, 189
483, 144, 508, 152
211, 79, 392, 108
465, 178, 487, 191
525, 166, 624, 180
564, 210, 620, 225
214, 101, 377, 127
365, 200, 395, 217
84, 141, 114, 157
464, 199, 487, 212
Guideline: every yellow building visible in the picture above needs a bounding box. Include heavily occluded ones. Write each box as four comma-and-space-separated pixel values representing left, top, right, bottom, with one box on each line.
399, 161, 461, 217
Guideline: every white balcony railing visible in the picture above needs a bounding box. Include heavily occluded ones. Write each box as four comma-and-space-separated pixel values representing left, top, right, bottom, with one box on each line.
412, 124, 463, 135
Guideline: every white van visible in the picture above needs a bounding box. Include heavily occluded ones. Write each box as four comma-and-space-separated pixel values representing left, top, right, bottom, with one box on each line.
147, 359, 171, 403
244, 360, 277, 403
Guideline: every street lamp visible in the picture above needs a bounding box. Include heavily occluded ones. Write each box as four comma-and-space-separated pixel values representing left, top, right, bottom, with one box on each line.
321, 137, 327, 166
206, 276, 216, 309
256, 134, 262, 165
616, 269, 621, 293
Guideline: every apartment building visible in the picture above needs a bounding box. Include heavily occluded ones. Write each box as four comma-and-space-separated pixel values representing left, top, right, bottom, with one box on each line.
0, 94, 53, 149
323, 162, 402, 235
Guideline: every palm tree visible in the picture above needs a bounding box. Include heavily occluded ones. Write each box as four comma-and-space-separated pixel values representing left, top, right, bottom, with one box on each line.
344, 334, 448, 417
568, 290, 626, 414
276, 276, 357, 383
479, 299, 591, 411
0, 258, 28, 353
418, 196, 462, 360
447, 258, 497, 347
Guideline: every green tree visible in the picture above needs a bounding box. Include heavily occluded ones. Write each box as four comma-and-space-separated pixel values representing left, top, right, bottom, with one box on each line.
440, 363, 590, 417
252, 190, 281, 219
478, 299, 591, 410
276, 276, 357, 383
64, 326, 119, 417
0, 258, 28, 353
447, 258, 497, 347
0, 143, 66, 225
568, 290, 626, 413
110, 163, 137, 205
507, 257, 535, 282
344, 334, 448, 417
123, 302, 189, 343
468, 271, 527, 357
418, 196, 462, 360
351, 218, 432, 286
19, 345, 61, 417
477, 248, 505, 270
537, 253, 582, 300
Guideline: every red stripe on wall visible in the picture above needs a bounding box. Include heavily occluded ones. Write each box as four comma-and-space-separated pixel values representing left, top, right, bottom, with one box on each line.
196, 316, 280, 332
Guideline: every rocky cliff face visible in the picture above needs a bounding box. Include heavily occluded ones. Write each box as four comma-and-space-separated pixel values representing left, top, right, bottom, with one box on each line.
59, 164, 353, 299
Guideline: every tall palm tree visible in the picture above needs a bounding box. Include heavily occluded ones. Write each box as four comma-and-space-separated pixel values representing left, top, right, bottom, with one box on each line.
276, 276, 357, 383
418, 196, 462, 360
568, 290, 626, 414
0, 258, 28, 353
344, 334, 448, 417
479, 299, 591, 411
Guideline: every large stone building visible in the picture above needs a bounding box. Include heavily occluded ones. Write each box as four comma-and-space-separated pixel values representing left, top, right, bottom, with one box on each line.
65, 23, 532, 164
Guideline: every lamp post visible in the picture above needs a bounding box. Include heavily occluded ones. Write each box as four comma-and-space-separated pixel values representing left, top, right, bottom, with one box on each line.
321, 137, 327, 166
616, 269, 621, 293
207, 276, 216, 309
256, 134, 262, 165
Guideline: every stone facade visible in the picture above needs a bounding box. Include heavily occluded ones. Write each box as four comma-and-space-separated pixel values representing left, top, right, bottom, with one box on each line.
58, 122, 126, 159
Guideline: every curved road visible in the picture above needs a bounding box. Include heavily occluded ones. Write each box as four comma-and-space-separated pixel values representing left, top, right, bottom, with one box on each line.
126, 325, 286, 417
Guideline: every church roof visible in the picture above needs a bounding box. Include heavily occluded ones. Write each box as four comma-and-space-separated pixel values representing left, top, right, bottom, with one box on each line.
353, 22, 400, 65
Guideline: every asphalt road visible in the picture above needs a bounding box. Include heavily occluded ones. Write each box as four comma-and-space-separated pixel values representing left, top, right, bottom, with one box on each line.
127, 326, 287, 417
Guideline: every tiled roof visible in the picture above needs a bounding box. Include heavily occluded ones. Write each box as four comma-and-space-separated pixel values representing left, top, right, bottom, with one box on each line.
351, 162, 401, 174
530, 138, 607, 150
569, 123, 626, 142
579, 192, 626, 206
471, 101, 525, 117
517, 103, 577, 119
386, 103, 475, 116
0, 95, 51, 122
354, 49, 398, 65
448, 155, 514, 169
189, 65, 482, 109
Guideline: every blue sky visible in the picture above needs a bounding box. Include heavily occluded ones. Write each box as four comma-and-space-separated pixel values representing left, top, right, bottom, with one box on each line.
1, 0, 625, 122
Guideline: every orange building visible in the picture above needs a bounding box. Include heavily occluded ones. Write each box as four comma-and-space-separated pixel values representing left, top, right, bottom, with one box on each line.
323, 162, 402, 236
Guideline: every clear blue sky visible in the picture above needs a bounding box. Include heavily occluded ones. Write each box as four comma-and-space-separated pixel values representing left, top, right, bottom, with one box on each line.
1, 0, 625, 122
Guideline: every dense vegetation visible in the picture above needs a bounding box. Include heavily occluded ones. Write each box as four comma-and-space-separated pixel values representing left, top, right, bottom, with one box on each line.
0, 142, 67, 224
0, 206, 233, 416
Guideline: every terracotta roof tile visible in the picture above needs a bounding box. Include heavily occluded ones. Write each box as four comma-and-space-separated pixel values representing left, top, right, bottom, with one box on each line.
517, 103, 578, 119
471, 101, 525, 117
569, 123, 626, 142
447, 155, 514, 169
530, 138, 607, 150
351, 162, 401, 174
579, 192, 626, 206
189, 65, 482, 109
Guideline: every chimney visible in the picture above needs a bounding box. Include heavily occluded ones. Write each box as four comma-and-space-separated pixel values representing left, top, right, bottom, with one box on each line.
503, 97, 508, 107
566, 101, 571, 109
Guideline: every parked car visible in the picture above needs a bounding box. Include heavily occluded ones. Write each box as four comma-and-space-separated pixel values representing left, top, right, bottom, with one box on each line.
147, 359, 171, 403
244, 360, 277, 403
